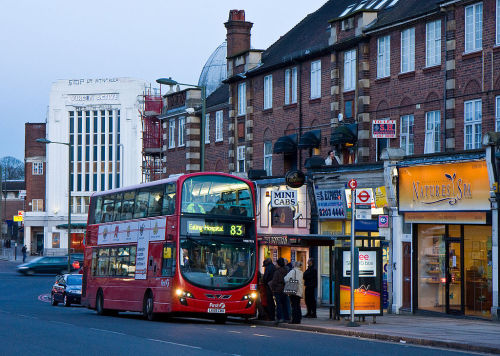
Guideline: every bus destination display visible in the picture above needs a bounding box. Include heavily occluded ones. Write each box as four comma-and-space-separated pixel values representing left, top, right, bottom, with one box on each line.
186, 220, 246, 237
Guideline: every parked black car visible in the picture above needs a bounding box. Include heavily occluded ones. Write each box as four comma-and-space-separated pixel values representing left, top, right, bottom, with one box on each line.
17, 255, 83, 275
51, 274, 82, 306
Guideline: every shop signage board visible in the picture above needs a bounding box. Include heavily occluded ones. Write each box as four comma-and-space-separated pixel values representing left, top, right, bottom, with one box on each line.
270, 190, 297, 207
336, 248, 383, 316
314, 186, 347, 220
378, 215, 389, 228
355, 208, 371, 220
398, 160, 490, 212
374, 186, 388, 208
372, 120, 396, 138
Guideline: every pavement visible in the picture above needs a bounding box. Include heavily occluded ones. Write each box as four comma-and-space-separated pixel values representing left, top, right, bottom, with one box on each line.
251, 307, 500, 354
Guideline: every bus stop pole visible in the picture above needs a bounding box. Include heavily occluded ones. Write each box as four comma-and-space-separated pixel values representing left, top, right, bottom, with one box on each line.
348, 188, 359, 327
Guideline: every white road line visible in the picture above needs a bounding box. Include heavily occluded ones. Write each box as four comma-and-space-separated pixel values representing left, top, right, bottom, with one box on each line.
18, 314, 38, 319
148, 338, 202, 350
90, 328, 126, 336
253, 333, 271, 338
228, 331, 241, 334
50, 320, 72, 326
205, 327, 217, 330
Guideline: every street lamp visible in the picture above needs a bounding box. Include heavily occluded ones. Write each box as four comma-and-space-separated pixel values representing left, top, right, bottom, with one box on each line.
156, 77, 206, 171
36, 138, 72, 273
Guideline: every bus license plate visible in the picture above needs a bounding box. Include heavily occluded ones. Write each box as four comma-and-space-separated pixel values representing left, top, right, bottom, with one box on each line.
208, 303, 226, 313
207, 308, 226, 314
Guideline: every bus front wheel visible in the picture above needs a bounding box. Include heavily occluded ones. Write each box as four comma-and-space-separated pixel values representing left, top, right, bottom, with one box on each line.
96, 291, 105, 315
143, 292, 156, 321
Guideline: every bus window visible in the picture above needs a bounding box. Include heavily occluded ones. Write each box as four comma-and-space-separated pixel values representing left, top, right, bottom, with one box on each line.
113, 194, 124, 221
161, 243, 176, 277
91, 249, 98, 276
102, 195, 115, 222
128, 246, 137, 277
120, 191, 136, 220
134, 189, 149, 218
92, 196, 103, 224
148, 187, 164, 217
108, 248, 118, 276
162, 183, 176, 215
96, 248, 110, 276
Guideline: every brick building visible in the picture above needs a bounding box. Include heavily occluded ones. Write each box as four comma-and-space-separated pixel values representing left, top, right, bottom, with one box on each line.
24, 123, 46, 254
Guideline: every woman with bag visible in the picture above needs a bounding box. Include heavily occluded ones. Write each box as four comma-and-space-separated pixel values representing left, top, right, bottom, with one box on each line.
284, 261, 304, 324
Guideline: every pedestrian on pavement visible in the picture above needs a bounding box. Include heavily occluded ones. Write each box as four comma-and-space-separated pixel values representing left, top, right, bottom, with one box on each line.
284, 261, 304, 324
262, 258, 276, 321
268, 257, 290, 324
21, 245, 27, 263
283, 258, 292, 317
303, 258, 318, 318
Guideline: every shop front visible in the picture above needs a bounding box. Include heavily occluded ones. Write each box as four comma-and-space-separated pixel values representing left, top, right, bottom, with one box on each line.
399, 158, 493, 317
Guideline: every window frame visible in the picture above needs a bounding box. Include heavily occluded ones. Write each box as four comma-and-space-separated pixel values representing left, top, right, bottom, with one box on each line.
178, 116, 185, 147
205, 113, 210, 144
425, 20, 441, 67
168, 119, 176, 148
344, 49, 356, 92
32, 199, 44, 212
264, 75, 273, 109
238, 82, 246, 116
310, 60, 321, 99
400, 114, 415, 155
264, 141, 272, 176
464, 99, 482, 150
496, 96, 500, 132
497, 0, 500, 45
401, 27, 415, 73
284, 69, 291, 105
237, 145, 246, 173
32, 161, 44, 175
215, 110, 223, 142
424, 110, 441, 154
377, 35, 390, 78
465, 2, 483, 53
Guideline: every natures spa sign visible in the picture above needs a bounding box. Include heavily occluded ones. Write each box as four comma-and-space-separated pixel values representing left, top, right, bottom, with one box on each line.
399, 160, 490, 212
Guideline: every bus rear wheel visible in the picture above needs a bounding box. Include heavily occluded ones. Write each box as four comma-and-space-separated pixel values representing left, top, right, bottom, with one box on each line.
143, 292, 156, 321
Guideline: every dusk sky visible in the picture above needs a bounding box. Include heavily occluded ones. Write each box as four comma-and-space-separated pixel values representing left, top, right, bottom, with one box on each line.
0, 0, 327, 160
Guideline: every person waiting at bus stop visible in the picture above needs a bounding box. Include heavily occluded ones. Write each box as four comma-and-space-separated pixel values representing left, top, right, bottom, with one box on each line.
268, 257, 290, 324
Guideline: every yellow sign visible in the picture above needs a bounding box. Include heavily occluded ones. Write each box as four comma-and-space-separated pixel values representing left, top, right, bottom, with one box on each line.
163, 247, 172, 259
374, 186, 388, 208
13, 216, 23, 222
399, 160, 490, 212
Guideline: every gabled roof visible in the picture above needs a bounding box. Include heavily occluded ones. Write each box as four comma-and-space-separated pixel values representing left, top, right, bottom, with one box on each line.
206, 83, 229, 109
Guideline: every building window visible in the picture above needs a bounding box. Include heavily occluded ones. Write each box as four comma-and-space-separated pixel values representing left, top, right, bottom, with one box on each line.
377, 35, 390, 78
496, 96, 500, 131
344, 49, 356, 92
376, 138, 389, 161
32, 161, 43, 175
32, 199, 43, 212
215, 110, 223, 142
264, 141, 272, 176
178, 117, 185, 147
237, 146, 245, 173
465, 3, 483, 53
400, 115, 414, 155
310, 60, 321, 99
464, 99, 482, 150
345, 100, 353, 119
264, 75, 273, 109
205, 114, 210, 144
424, 111, 441, 154
401, 27, 415, 73
238, 82, 246, 116
284, 67, 298, 105
426, 20, 441, 67
497, 0, 500, 45
168, 119, 175, 148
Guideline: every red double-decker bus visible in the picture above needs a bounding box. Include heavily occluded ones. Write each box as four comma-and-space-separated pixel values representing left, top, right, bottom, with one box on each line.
81, 172, 258, 323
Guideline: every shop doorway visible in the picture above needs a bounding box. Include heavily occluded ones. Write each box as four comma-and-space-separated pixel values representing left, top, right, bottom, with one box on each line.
402, 242, 412, 309
445, 238, 464, 314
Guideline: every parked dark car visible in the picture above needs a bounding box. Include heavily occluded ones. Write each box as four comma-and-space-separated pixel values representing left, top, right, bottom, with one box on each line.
16, 255, 83, 275
51, 274, 82, 306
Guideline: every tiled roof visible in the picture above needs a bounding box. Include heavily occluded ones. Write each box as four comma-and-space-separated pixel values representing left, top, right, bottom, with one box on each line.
2, 180, 25, 191
206, 83, 229, 108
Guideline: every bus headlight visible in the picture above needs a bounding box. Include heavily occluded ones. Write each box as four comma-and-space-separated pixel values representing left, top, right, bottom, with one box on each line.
175, 289, 193, 305
242, 292, 258, 308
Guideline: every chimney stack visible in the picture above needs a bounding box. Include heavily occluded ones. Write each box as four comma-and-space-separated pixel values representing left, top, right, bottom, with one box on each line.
225, 10, 253, 58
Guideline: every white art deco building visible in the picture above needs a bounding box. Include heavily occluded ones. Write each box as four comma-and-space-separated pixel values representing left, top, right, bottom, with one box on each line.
33, 77, 148, 255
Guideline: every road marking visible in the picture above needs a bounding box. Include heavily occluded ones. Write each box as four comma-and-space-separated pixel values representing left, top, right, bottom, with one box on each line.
38, 294, 51, 303
90, 328, 125, 336
50, 320, 72, 326
18, 314, 38, 319
253, 333, 271, 338
205, 327, 216, 331
148, 338, 202, 350
228, 330, 241, 334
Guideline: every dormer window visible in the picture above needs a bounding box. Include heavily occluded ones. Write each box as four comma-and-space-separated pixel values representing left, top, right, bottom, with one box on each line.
341, 17, 354, 31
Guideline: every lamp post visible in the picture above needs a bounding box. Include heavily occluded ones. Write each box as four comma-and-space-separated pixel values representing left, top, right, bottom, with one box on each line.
36, 138, 72, 272
156, 77, 206, 171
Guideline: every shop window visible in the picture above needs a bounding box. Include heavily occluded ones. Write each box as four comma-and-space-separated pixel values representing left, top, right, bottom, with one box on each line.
271, 207, 293, 227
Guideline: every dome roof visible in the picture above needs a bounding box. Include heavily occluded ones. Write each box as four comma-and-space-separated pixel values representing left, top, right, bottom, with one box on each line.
198, 42, 227, 96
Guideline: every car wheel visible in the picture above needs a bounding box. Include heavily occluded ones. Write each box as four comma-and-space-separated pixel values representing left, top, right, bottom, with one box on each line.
64, 294, 71, 307
51, 293, 58, 306
26, 269, 34, 276
143, 293, 156, 321
96, 291, 105, 315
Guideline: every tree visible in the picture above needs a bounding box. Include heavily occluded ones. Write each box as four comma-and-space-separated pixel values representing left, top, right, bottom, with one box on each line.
0, 156, 24, 180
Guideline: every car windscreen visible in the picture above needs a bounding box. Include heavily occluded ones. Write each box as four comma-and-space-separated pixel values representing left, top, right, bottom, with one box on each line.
66, 275, 82, 285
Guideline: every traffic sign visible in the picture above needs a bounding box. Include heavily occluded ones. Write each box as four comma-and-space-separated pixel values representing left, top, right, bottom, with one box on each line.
348, 179, 357, 190
378, 215, 389, 228
356, 189, 372, 204
17, 210, 24, 218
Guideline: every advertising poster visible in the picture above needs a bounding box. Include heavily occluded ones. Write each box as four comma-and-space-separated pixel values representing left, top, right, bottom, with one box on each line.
314, 186, 347, 220
337, 248, 382, 316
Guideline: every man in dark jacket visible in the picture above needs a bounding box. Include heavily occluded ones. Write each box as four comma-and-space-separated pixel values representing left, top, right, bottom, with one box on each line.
262, 258, 276, 321
268, 257, 290, 323
303, 258, 318, 318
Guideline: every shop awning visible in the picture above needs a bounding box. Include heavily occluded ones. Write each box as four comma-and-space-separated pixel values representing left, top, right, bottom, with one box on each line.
56, 223, 87, 229
330, 123, 357, 145
273, 134, 297, 154
298, 129, 321, 149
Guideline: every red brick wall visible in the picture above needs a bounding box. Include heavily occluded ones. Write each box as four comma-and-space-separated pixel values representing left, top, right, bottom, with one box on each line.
25, 123, 46, 212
